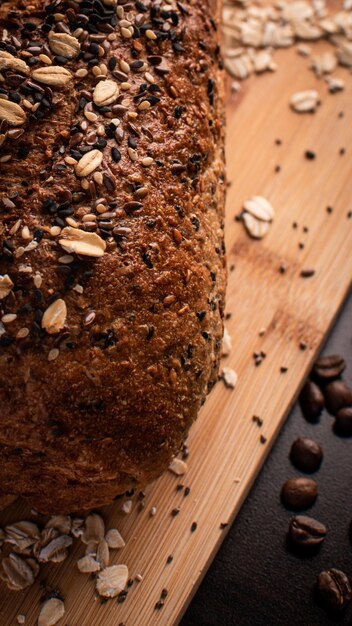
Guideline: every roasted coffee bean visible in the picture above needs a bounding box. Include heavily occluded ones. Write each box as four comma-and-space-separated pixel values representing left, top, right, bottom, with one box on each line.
290, 437, 323, 473
324, 380, 352, 414
334, 406, 352, 436
312, 354, 346, 381
289, 515, 327, 548
317, 568, 352, 612
299, 380, 325, 421
281, 477, 318, 510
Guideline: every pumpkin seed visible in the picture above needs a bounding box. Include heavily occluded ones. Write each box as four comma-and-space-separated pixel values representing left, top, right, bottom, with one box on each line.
59, 227, 106, 258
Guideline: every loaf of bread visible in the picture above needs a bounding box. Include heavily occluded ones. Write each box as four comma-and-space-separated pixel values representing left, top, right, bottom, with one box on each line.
0, 0, 226, 514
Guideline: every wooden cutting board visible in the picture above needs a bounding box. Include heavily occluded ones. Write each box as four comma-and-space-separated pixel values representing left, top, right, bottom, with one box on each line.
1, 41, 352, 626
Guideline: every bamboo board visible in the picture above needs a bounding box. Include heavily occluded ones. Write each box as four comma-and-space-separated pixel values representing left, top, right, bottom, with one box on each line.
1, 41, 352, 626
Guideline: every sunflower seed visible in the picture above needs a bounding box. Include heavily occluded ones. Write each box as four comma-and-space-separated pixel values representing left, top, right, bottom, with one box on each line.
0, 100, 26, 127
32, 66, 72, 86
169, 458, 188, 476
81, 513, 105, 545
105, 529, 125, 549
75, 149, 103, 177
41, 299, 67, 334
0, 51, 29, 75
0, 274, 14, 299
77, 554, 101, 573
48, 31, 80, 59
59, 227, 106, 257
38, 598, 65, 626
243, 196, 275, 221
222, 367, 238, 389
242, 212, 270, 239
290, 90, 319, 112
96, 564, 129, 598
93, 80, 119, 106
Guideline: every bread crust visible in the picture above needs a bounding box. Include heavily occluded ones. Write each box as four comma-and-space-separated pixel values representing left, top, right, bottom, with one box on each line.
0, 0, 226, 514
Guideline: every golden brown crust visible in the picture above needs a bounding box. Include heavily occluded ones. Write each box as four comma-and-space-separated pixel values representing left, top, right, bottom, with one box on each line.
0, 0, 225, 514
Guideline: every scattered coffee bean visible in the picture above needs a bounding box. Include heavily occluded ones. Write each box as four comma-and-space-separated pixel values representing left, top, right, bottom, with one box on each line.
324, 380, 352, 414
334, 406, 352, 436
281, 477, 318, 510
290, 437, 323, 473
317, 568, 352, 612
312, 354, 346, 381
299, 380, 325, 421
289, 515, 327, 548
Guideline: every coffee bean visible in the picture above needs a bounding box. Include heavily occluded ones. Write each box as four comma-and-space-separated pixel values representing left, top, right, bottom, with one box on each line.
290, 438, 323, 473
317, 568, 352, 612
299, 380, 325, 421
334, 406, 352, 436
289, 515, 327, 548
312, 354, 346, 381
281, 477, 318, 510
324, 380, 352, 414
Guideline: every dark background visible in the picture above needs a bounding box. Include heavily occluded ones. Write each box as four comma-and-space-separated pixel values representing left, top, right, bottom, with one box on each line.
182, 292, 352, 626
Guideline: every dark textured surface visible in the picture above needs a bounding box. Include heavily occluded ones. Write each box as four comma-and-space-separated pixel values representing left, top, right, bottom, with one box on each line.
182, 292, 352, 626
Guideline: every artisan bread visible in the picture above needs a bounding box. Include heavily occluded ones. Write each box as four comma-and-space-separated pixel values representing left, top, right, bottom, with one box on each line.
0, 0, 226, 514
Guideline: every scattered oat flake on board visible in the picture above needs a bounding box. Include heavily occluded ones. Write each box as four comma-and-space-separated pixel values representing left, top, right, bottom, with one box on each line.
121, 500, 133, 514
105, 529, 125, 549
169, 458, 188, 476
243, 196, 275, 222
77, 554, 101, 574
222, 368, 238, 389
290, 90, 319, 112
59, 227, 106, 257
38, 598, 65, 626
242, 212, 270, 239
222, 327, 232, 357
16, 615, 25, 625
81, 513, 105, 545
326, 76, 345, 93
96, 564, 129, 598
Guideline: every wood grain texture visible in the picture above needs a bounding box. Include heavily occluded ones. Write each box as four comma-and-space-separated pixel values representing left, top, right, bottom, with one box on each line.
0, 43, 351, 626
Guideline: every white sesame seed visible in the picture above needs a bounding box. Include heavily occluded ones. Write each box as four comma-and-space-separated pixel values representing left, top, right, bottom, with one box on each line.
33, 273, 43, 288
128, 147, 138, 161
17, 328, 29, 339
141, 157, 153, 167
39, 54, 52, 65
121, 82, 132, 91
66, 217, 78, 228
21, 226, 31, 240
58, 255, 74, 264
50, 226, 61, 236
2, 313, 17, 324
65, 156, 78, 166
48, 348, 60, 362
119, 60, 130, 73
85, 110, 98, 122
146, 29, 157, 40
138, 100, 151, 111
93, 172, 104, 186
144, 72, 154, 83
121, 26, 133, 39
75, 68, 88, 78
